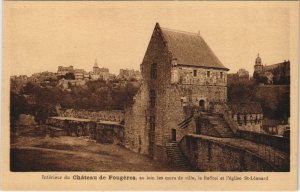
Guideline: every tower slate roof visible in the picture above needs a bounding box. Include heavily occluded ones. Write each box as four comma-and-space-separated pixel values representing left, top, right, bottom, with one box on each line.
158, 23, 228, 70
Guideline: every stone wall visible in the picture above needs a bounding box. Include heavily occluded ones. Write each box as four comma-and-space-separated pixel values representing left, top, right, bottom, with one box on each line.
58, 108, 124, 122
124, 85, 148, 154
179, 136, 278, 171
171, 66, 227, 87
236, 130, 290, 152
46, 117, 124, 144
178, 85, 227, 108
212, 102, 263, 134
141, 25, 174, 158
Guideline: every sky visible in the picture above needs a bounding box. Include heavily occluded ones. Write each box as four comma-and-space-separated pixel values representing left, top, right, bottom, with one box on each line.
4, 1, 294, 76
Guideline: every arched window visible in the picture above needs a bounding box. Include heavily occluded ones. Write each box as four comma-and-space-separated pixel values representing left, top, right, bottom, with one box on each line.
199, 100, 205, 110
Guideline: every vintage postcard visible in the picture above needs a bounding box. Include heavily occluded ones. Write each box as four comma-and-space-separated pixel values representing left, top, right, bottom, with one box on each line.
1, 1, 299, 191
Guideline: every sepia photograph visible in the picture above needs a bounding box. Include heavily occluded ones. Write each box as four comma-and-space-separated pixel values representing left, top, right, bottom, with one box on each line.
1, 0, 299, 190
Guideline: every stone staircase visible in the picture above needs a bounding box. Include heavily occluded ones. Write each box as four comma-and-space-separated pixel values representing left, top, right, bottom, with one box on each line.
200, 112, 234, 138
165, 142, 192, 170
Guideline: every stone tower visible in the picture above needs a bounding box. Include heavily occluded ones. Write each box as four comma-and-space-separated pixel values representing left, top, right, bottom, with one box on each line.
93, 59, 99, 73
124, 23, 229, 160
254, 53, 263, 73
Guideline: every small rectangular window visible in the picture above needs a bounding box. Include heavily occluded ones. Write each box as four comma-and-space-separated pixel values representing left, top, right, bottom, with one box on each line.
150, 115, 155, 123
151, 63, 157, 79
220, 72, 223, 78
180, 97, 187, 107
193, 70, 197, 77
149, 90, 156, 107
208, 143, 211, 161
150, 115, 155, 131
207, 71, 210, 77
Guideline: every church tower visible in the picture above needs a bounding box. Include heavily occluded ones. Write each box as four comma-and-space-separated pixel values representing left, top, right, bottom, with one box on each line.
254, 53, 263, 73
93, 59, 99, 73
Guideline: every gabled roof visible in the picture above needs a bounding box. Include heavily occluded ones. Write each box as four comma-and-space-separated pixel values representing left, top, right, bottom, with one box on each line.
228, 102, 263, 114
262, 118, 281, 127
264, 60, 290, 71
157, 23, 228, 70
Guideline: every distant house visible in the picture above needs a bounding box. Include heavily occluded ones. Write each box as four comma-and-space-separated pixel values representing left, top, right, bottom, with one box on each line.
227, 68, 250, 84
92, 60, 110, 81
89, 72, 100, 81
118, 69, 141, 81
83, 72, 90, 81
57, 66, 74, 76
228, 102, 263, 133
74, 69, 85, 80
262, 118, 290, 136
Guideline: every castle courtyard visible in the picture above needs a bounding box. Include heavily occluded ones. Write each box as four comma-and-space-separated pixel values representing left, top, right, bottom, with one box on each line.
11, 134, 191, 172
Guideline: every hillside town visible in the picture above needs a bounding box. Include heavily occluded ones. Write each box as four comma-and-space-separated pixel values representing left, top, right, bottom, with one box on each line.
11, 60, 141, 93
10, 23, 290, 172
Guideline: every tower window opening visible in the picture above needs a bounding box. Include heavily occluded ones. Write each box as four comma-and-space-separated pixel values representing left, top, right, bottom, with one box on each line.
149, 90, 156, 107
193, 70, 197, 77
150, 115, 156, 131
151, 63, 157, 79
207, 71, 210, 77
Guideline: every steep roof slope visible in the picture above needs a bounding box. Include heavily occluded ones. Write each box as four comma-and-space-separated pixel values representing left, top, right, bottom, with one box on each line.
159, 25, 228, 70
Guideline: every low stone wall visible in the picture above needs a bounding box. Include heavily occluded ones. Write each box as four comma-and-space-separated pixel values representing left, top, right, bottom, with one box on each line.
179, 135, 285, 171
46, 117, 124, 144
236, 130, 290, 152
58, 108, 124, 122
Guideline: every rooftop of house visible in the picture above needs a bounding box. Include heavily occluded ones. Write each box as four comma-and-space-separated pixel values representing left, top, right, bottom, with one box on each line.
227, 102, 263, 114
157, 23, 228, 71
262, 118, 282, 127
264, 60, 290, 71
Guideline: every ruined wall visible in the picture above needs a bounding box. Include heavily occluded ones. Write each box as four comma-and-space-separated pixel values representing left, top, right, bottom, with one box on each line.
46, 117, 124, 144
124, 85, 149, 154
58, 108, 124, 122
